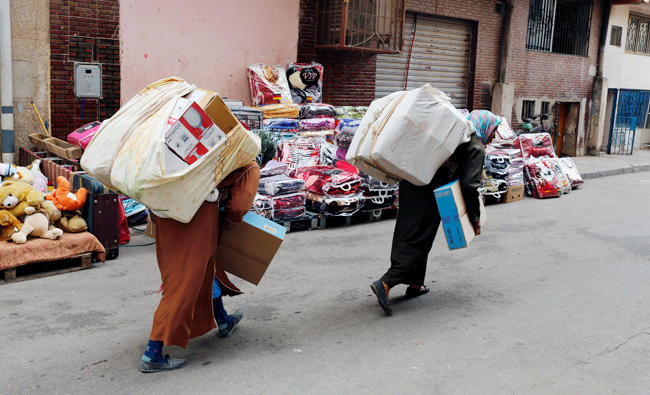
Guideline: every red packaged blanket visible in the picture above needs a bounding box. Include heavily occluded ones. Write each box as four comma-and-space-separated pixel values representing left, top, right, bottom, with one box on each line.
294, 165, 361, 196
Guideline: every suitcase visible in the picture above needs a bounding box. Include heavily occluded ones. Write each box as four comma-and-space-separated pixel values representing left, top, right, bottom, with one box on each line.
73, 173, 120, 259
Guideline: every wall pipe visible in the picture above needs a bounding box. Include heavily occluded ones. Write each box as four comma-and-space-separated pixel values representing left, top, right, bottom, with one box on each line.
0, 0, 14, 164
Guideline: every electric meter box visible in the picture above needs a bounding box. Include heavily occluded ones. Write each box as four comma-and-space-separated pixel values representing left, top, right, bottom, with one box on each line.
74, 62, 102, 98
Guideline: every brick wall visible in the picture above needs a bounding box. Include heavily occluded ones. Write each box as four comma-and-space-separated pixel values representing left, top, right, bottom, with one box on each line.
50, 0, 120, 140
297, 0, 601, 131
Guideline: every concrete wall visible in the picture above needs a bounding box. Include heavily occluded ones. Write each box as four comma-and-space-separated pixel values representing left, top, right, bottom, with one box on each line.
120, 0, 300, 105
603, 4, 650, 90
7, 0, 51, 151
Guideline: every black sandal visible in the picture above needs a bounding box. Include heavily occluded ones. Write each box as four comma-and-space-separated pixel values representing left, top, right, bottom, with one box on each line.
405, 285, 430, 298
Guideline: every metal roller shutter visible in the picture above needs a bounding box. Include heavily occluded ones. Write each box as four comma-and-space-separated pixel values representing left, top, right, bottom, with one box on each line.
375, 13, 473, 108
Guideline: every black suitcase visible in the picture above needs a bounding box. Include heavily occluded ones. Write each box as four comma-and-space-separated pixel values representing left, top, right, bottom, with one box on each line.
73, 173, 120, 260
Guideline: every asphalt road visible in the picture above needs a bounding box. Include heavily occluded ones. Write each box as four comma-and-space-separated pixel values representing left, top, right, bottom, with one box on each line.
1, 172, 649, 394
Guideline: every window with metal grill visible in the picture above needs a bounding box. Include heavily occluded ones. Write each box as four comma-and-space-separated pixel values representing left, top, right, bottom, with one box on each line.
626, 14, 650, 55
610, 26, 623, 46
525, 0, 593, 56
522, 100, 536, 120
317, 0, 406, 53
541, 101, 550, 115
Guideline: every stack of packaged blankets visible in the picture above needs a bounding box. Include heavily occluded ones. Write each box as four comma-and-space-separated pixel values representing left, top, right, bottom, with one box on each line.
295, 165, 363, 216
256, 160, 306, 221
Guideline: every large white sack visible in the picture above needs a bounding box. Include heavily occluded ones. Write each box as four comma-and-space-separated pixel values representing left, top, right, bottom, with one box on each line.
346, 84, 474, 186
81, 77, 261, 223
81, 77, 195, 187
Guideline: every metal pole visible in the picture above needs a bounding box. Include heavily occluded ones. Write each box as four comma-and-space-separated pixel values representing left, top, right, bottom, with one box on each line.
0, 0, 14, 164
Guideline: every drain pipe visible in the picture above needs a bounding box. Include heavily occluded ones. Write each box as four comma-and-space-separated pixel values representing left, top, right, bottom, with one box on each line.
0, 0, 14, 164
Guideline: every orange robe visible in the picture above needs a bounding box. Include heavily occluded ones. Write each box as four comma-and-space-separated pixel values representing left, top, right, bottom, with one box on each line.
149, 162, 260, 348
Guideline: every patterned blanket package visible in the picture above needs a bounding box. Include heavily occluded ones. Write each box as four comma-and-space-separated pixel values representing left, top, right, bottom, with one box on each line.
270, 192, 306, 210
306, 192, 362, 217
252, 194, 272, 219
258, 174, 305, 196
260, 160, 289, 178
248, 64, 292, 106
558, 157, 584, 188
523, 160, 561, 199
286, 63, 324, 104
295, 165, 361, 196
299, 117, 336, 131
517, 133, 557, 159
299, 103, 336, 119
272, 205, 306, 221
334, 106, 367, 119
280, 138, 322, 171
257, 103, 300, 119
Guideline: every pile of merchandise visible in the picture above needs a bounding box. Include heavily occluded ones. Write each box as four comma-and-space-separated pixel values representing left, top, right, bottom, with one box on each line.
480, 119, 583, 201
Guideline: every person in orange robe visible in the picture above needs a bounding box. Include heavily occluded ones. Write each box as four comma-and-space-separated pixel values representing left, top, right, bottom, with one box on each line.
140, 162, 260, 373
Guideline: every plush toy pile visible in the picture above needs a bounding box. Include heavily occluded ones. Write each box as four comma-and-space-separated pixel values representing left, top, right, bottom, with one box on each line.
0, 165, 89, 244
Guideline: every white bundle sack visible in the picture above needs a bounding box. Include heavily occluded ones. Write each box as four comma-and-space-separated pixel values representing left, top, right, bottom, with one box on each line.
81, 77, 261, 223
346, 84, 474, 186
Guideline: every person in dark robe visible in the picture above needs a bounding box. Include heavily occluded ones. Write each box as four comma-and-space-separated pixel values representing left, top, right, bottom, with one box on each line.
370, 110, 500, 316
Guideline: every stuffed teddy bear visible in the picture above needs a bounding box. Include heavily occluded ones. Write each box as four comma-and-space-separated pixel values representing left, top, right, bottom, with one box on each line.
0, 180, 44, 219
0, 209, 21, 241
0, 163, 34, 185
46, 176, 87, 212
11, 200, 63, 244
57, 210, 88, 233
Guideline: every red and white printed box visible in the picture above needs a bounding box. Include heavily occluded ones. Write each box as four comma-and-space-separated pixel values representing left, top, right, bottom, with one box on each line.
165, 98, 226, 168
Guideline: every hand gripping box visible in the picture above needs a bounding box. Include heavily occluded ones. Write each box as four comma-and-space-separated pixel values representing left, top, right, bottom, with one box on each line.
217, 212, 285, 285
434, 179, 485, 250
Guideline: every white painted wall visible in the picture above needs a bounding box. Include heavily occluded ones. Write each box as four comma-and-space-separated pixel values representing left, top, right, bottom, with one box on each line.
602, 4, 650, 90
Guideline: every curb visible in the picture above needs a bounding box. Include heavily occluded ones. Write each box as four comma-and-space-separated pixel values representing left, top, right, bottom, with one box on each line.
581, 164, 650, 180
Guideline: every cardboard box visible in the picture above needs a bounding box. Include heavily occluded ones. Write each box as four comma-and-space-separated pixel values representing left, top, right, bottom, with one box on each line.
217, 212, 285, 285
501, 184, 525, 203
434, 180, 486, 250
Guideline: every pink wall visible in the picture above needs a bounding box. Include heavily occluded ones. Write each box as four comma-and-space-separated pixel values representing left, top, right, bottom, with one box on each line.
120, 0, 300, 105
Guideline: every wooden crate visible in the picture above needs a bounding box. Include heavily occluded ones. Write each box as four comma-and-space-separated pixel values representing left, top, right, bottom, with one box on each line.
28, 133, 83, 160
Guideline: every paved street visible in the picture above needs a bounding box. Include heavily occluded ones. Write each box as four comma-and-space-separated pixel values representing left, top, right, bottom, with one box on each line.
1, 172, 649, 394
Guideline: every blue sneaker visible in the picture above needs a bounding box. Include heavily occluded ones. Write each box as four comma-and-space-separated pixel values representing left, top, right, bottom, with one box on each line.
217, 309, 243, 338
139, 355, 187, 373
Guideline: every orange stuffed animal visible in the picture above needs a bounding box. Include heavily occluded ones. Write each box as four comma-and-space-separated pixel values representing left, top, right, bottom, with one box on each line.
46, 176, 88, 211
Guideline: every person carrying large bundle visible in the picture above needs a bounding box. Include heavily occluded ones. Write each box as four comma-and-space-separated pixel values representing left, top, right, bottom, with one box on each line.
346, 87, 497, 315
81, 78, 266, 372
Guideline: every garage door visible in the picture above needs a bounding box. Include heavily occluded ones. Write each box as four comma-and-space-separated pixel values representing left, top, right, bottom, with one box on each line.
375, 13, 473, 108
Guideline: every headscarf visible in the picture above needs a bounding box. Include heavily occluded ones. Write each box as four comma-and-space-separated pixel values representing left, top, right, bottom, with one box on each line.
468, 110, 502, 145
251, 129, 278, 168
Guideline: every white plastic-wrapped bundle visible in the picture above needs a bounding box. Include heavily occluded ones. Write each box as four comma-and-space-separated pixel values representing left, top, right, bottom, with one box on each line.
346, 84, 474, 186
81, 77, 261, 223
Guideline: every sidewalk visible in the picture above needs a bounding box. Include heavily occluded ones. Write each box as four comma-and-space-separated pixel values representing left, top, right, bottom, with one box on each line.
572, 149, 650, 179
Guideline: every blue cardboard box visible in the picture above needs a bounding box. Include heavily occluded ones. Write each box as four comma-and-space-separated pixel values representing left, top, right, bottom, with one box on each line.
434, 179, 484, 250
217, 212, 286, 285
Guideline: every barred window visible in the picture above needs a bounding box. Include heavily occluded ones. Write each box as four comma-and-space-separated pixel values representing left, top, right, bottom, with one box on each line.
526, 0, 593, 56
626, 14, 650, 55
610, 26, 622, 46
522, 100, 536, 120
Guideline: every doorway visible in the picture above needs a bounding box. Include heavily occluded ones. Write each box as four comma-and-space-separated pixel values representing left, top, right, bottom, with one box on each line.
554, 102, 580, 157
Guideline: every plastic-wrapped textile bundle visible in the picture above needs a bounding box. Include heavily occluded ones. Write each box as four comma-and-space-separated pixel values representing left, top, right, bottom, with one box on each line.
263, 118, 299, 134
306, 191, 362, 216
516, 133, 557, 159
299, 117, 336, 131
494, 119, 517, 142
257, 103, 300, 119
299, 103, 336, 119
81, 78, 261, 223
361, 191, 398, 211
273, 206, 306, 221
359, 172, 397, 192
506, 158, 525, 186
248, 64, 292, 106
334, 106, 367, 119
543, 159, 571, 195
557, 158, 584, 188
336, 147, 348, 162
258, 174, 305, 196
294, 165, 361, 196
523, 161, 560, 198
320, 142, 337, 166
279, 138, 322, 172
335, 119, 361, 149
260, 160, 288, 178
286, 62, 324, 104
270, 192, 306, 210
252, 194, 272, 219
484, 153, 510, 180
480, 177, 509, 198
346, 85, 474, 185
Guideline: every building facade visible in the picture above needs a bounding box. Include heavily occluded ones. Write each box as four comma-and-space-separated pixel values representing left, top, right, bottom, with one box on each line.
600, 2, 650, 154
298, 0, 605, 156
